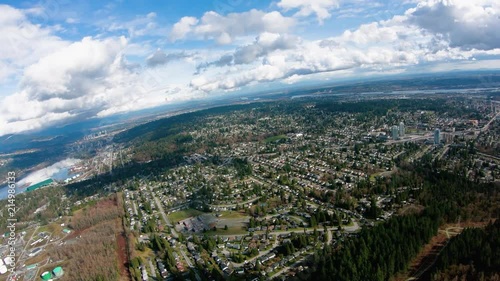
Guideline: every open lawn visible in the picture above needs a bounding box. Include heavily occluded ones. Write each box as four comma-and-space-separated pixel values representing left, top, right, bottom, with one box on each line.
210, 226, 248, 236
216, 211, 248, 219
264, 135, 287, 143
168, 209, 204, 224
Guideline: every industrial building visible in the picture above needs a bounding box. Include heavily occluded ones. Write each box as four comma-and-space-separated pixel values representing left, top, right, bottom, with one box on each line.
26, 178, 54, 192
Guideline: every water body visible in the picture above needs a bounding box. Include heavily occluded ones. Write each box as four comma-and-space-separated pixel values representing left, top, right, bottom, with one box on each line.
0, 158, 79, 200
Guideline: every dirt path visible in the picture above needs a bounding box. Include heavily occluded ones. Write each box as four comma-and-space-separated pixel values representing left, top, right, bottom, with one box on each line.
116, 192, 131, 281
394, 221, 494, 281
116, 225, 131, 281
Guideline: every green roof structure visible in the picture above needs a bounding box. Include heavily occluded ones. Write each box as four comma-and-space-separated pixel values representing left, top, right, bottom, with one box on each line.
27, 179, 53, 192
26, 263, 37, 270
52, 266, 64, 277
41, 271, 52, 280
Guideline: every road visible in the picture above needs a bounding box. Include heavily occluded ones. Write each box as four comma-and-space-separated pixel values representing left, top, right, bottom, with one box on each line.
216, 222, 360, 239
437, 145, 450, 160
232, 239, 280, 267
208, 197, 261, 209
148, 258, 157, 280
179, 246, 201, 281
272, 259, 302, 279
477, 152, 500, 161
148, 186, 176, 239
132, 201, 142, 230
148, 186, 201, 281
385, 134, 432, 145
481, 112, 500, 132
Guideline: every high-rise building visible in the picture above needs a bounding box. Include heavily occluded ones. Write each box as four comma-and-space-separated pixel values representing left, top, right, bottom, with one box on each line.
392, 125, 399, 140
399, 122, 405, 137
434, 129, 441, 145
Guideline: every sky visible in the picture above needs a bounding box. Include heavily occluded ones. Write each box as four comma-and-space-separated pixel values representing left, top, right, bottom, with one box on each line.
0, 0, 499, 136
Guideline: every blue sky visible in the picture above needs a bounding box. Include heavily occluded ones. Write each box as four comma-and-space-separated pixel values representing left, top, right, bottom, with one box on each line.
0, 0, 499, 136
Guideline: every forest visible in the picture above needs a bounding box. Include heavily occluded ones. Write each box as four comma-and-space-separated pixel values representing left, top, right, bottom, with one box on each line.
311, 212, 439, 281
304, 169, 499, 281
0, 186, 69, 233
431, 220, 500, 280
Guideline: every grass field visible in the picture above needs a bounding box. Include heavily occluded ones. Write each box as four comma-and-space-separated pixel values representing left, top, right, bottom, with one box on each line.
264, 135, 287, 143
216, 211, 248, 219
167, 209, 204, 224
210, 226, 248, 236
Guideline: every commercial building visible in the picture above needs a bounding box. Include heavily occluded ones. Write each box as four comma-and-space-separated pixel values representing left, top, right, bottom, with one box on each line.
399, 122, 405, 137
392, 125, 399, 140
434, 129, 441, 145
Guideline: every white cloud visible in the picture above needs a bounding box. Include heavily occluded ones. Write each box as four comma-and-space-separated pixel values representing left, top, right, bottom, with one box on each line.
170, 16, 199, 41
2, 1, 500, 136
0, 36, 173, 136
0, 4, 67, 84
406, 0, 500, 50
146, 49, 192, 67
106, 12, 165, 38
278, 0, 340, 24
191, 0, 500, 93
197, 32, 299, 71
169, 9, 296, 44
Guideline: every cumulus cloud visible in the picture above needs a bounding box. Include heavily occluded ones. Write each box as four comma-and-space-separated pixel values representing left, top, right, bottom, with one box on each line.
2, 1, 500, 136
406, 0, 500, 50
191, 0, 500, 93
0, 36, 169, 135
170, 16, 198, 41
0, 4, 67, 83
169, 9, 296, 44
278, 0, 340, 24
106, 12, 166, 38
146, 49, 192, 67
197, 33, 300, 71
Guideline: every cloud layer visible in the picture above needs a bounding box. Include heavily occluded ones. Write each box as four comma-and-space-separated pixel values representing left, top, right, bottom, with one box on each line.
170, 9, 296, 44
189, 0, 500, 92
277, 0, 340, 24
0, 0, 499, 136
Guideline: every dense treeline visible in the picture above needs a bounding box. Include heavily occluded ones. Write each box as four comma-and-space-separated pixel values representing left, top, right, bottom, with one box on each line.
417, 171, 500, 223
431, 220, 500, 281
312, 212, 439, 281
307, 169, 499, 281
64, 152, 182, 199
315, 98, 474, 119
114, 103, 262, 144
0, 186, 69, 233
232, 158, 253, 178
